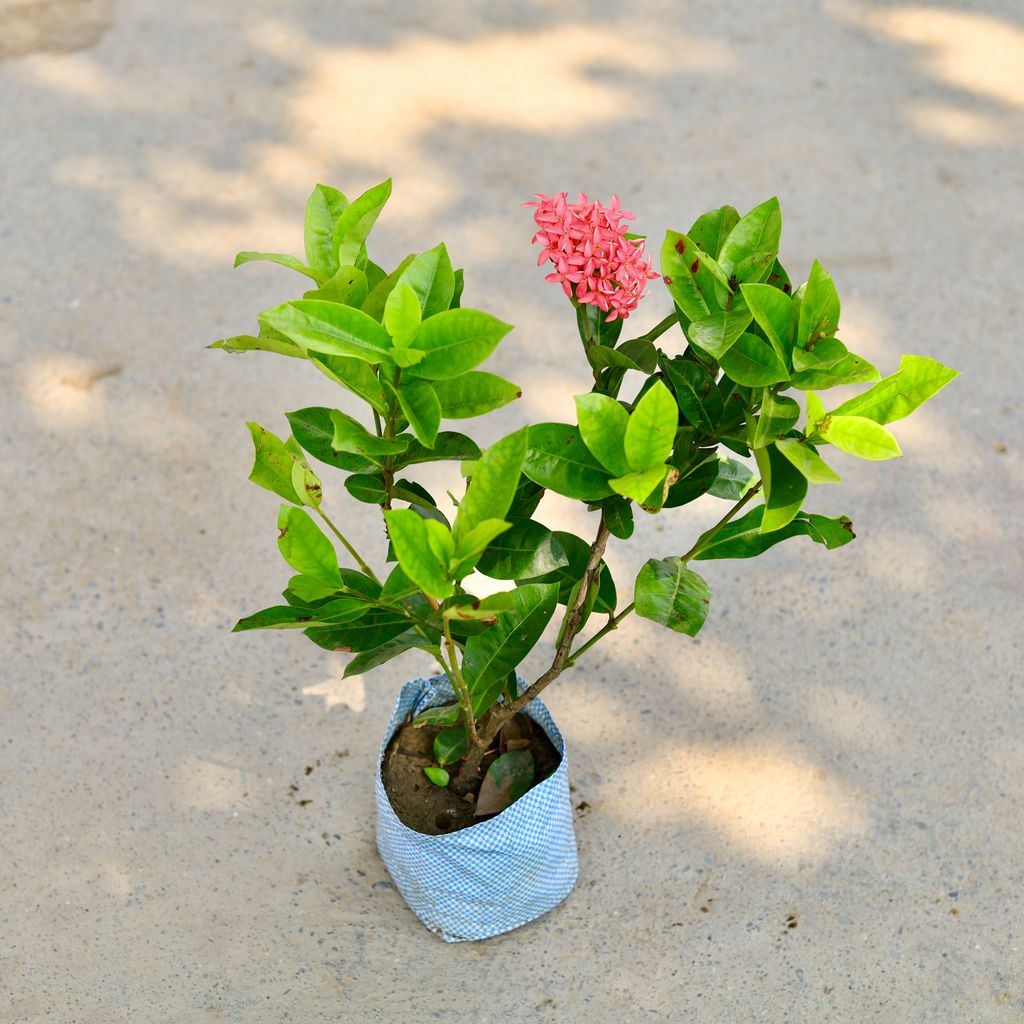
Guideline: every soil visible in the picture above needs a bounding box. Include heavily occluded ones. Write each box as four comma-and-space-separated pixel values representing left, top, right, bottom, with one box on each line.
381, 713, 561, 836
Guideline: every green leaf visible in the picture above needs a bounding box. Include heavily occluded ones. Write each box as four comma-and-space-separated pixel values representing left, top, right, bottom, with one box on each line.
688, 303, 753, 360
330, 409, 409, 459
603, 496, 635, 539
408, 308, 512, 380
792, 336, 848, 373
432, 372, 521, 419
693, 506, 855, 559
304, 183, 349, 277
687, 205, 741, 310
261, 300, 393, 364
414, 704, 462, 728
775, 437, 840, 484
719, 332, 789, 387
740, 282, 795, 364
751, 393, 800, 448
523, 532, 616, 615
452, 519, 512, 577
384, 508, 453, 600
234, 251, 322, 283
392, 431, 481, 469
819, 415, 902, 460
716, 197, 782, 305
523, 423, 613, 500
246, 423, 322, 506
806, 391, 826, 434
661, 231, 712, 322
396, 379, 441, 448
361, 254, 416, 321
334, 178, 392, 266
708, 456, 756, 500
285, 574, 340, 604
664, 457, 718, 507
462, 583, 559, 716
610, 465, 668, 504
344, 473, 388, 505
586, 342, 655, 373
475, 520, 568, 580
576, 301, 624, 347
453, 428, 527, 548
208, 328, 304, 359
394, 243, 456, 319
310, 354, 388, 415
277, 507, 339, 587
624, 380, 677, 472
285, 407, 375, 472
797, 260, 840, 350
575, 393, 631, 476
475, 750, 535, 816
662, 357, 723, 433
634, 558, 710, 636
760, 443, 808, 533
828, 355, 958, 425
302, 265, 368, 306
306, 610, 413, 653
442, 592, 515, 623
233, 605, 318, 632
423, 765, 450, 787
342, 630, 428, 677
790, 352, 879, 390
383, 282, 422, 347
434, 728, 468, 767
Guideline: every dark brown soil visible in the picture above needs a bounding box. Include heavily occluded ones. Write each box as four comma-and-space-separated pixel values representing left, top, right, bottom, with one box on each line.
381, 713, 561, 835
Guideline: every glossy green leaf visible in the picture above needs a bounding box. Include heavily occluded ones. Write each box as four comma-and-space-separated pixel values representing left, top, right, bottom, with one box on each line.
797, 260, 841, 353
303, 184, 349, 276
310, 354, 388, 415
406, 308, 512, 380
610, 465, 668, 504
302, 265, 368, 306
806, 391, 826, 434
577, 300, 624, 348
234, 251, 322, 283
708, 456, 756, 500
790, 352, 879, 390
453, 428, 528, 548
603, 496, 635, 539
719, 332, 789, 387
634, 558, 710, 636
261, 300, 393, 364
624, 380, 677, 472
792, 336, 848, 373
586, 342, 655, 373
285, 574, 340, 604
342, 630, 429, 677
432, 371, 520, 419
385, 508, 453, 600
523, 423, 613, 500
662, 357, 723, 433
475, 520, 568, 580
434, 727, 468, 767
740, 282, 795, 364
383, 282, 422, 346
775, 437, 840, 483
414, 704, 462, 728
396, 379, 441, 448
523, 532, 616, 614
330, 410, 408, 458
344, 473, 388, 505
361, 254, 416, 322
693, 506, 855, 559
442, 592, 515, 623
688, 302, 753, 359
828, 355, 958, 424
751, 393, 800, 448
664, 457, 718, 507
305, 610, 411, 652
233, 604, 318, 632
462, 582, 559, 716
475, 750, 535, 816
277, 506, 339, 587
575, 393, 631, 476
760, 443, 808, 533
246, 423, 321, 507
395, 243, 456, 319
392, 431, 481, 469
285, 407, 374, 472
334, 178, 392, 266
209, 326, 304, 359
820, 415, 902, 460
689, 205, 741, 307
715, 197, 782, 305
661, 231, 712, 322
422, 765, 450, 787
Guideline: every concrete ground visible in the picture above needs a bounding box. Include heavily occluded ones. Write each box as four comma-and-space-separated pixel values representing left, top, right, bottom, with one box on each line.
2, 1, 1022, 1020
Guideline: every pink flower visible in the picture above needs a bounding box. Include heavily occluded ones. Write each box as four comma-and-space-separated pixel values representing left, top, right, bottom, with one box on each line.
525, 191, 659, 322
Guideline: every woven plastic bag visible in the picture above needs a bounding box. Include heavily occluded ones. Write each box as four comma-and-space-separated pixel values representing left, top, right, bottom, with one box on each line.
375, 675, 578, 942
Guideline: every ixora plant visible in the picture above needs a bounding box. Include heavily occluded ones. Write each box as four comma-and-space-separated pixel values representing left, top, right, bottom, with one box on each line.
212, 180, 957, 941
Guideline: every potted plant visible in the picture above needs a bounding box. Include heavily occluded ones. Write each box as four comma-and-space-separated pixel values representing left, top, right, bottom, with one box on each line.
212, 181, 957, 942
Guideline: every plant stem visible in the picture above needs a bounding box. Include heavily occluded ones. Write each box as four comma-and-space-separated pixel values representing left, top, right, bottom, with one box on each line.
443, 616, 482, 749
566, 602, 635, 666
480, 513, 612, 743
629, 311, 679, 346
317, 509, 380, 583
677, 480, 762, 563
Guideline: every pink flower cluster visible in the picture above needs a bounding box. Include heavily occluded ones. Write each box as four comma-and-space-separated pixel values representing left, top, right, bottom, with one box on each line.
525, 191, 659, 322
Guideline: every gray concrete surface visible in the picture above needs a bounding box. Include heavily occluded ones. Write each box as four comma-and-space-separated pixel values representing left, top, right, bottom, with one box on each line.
2, 1, 1022, 1020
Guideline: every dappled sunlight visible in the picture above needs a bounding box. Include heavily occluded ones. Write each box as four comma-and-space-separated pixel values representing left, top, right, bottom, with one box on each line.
604, 739, 867, 864
176, 754, 247, 812
907, 102, 1004, 148
303, 669, 366, 713
22, 353, 120, 427
805, 684, 896, 749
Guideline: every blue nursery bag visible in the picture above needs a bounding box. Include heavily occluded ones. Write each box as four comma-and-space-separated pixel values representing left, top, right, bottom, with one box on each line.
374, 675, 578, 942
